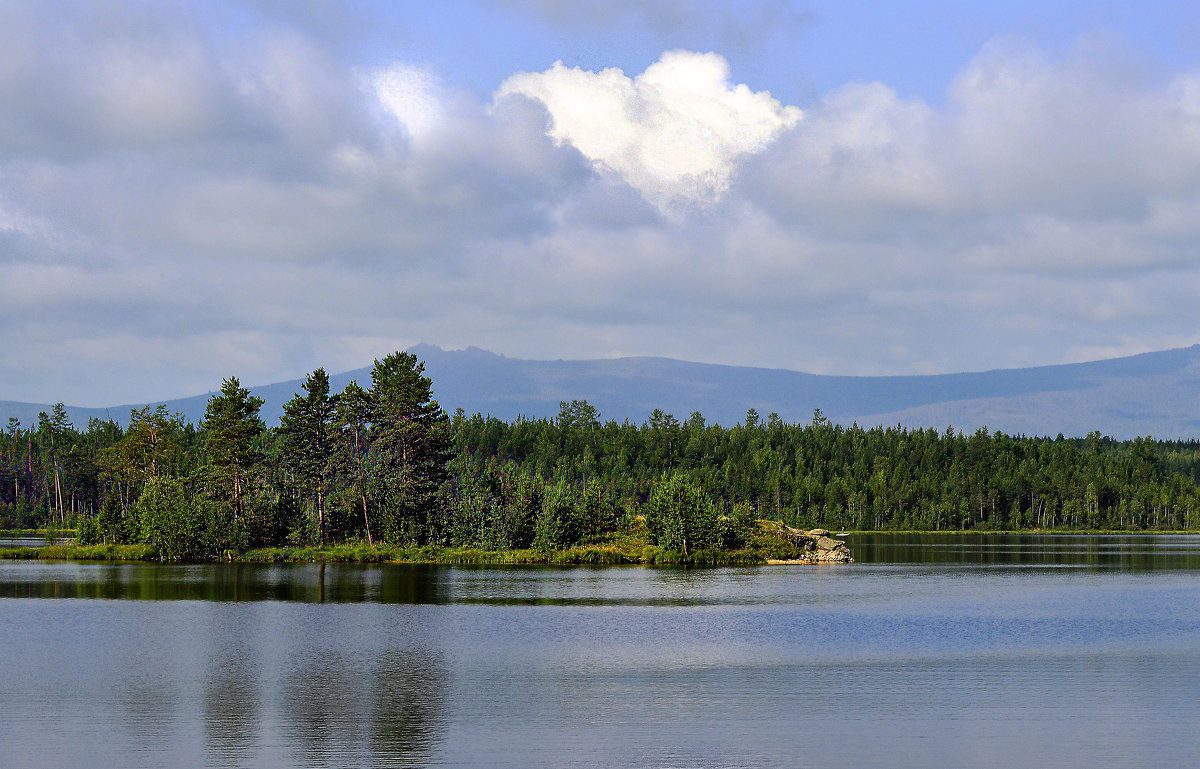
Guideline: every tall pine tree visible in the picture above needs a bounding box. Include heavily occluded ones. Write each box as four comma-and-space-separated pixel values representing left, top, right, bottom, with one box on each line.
368, 352, 451, 544
202, 377, 264, 522
331, 380, 374, 544
280, 368, 336, 542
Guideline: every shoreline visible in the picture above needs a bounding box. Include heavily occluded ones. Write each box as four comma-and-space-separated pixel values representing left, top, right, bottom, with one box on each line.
4, 528, 1196, 566
0, 543, 785, 566
0, 526, 853, 566
839, 529, 1200, 535
0, 523, 856, 566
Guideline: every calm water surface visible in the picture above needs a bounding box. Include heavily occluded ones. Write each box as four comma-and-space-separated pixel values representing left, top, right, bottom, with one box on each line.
2, 535, 1199, 768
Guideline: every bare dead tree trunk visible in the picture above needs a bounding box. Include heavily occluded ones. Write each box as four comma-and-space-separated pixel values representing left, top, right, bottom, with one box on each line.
355, 429, 373, 546
317, 480, 325, 544
362, 489, 372, 547
233, 470, 242, 523
55, 467, 63, 523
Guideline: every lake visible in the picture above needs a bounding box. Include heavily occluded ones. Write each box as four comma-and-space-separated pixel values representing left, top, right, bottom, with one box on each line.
2, 534, 1199, 768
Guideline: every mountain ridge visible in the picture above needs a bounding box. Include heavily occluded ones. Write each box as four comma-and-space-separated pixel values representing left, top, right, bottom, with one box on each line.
4, 343, 1200, 439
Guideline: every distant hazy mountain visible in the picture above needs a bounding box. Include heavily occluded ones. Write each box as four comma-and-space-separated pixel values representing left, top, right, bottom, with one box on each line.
4, 343, 1200, 439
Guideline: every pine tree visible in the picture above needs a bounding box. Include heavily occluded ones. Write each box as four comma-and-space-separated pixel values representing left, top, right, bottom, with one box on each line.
109, 405, 184, 483
36, 404, 72, 523
280, 368, 336, 542
201, 377, 264, 522
331, 380, 373, 544
367, 352, 451, 544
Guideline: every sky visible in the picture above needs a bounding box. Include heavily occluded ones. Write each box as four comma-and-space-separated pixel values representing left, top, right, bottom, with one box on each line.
4, 0, 1200, 405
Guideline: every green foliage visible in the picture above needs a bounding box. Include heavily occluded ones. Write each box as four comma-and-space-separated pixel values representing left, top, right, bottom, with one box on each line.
201, 376, 264, 521
279, 368, 335, 541
366, 352, 452, 544
197, 493, 247, 554
329, 380, 374, 543
93, 491, 136, 544
106, 405, 184, 483
493, 466, 542, 548
136, 477, 205, 561
720, 502, 760, 550
533, 480, 583, 551
243, 490, 303, 549
0, 528, 75, 538
453, 408, 1200, 533
75, 516, 99, 545
644, 474, 721, 555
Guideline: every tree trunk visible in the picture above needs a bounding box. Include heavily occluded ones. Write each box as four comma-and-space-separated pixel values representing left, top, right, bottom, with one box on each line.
317, 480, 325, 544
234, 470, 242, 522
53, 466, 63, 523
355, 429, 373, 546
362, 492, 373, 547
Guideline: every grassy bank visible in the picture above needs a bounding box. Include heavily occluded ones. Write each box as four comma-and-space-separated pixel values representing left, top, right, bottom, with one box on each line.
0, 529, 76, 539
0, 543, 156, 560
0, 541, 768, 566
240, 541, 766, 566
0, 522, 786, 566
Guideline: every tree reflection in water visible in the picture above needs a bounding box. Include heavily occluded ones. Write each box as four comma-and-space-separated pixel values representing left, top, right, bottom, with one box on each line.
202, 605, 263, 766
185, 565, 450, 767
371, 648, 447, 762
282, 646, 446, 768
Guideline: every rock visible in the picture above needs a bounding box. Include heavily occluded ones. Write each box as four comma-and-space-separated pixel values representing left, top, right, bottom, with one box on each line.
765, 522, 853, 563
818, 545, 853, 563
815, 536, 845, 551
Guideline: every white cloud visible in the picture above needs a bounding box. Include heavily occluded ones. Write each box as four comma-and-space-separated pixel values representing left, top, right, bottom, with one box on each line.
747, 39, 1200, 245
745, 81, 948, 228
371, 62, 444, 142
497, 50, 801, 212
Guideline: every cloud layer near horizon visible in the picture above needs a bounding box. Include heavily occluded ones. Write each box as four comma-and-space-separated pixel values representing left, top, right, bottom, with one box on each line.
4, 2, 1200, 406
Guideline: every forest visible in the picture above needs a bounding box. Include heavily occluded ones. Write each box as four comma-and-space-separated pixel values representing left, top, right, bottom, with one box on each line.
4, 349, 1200, 561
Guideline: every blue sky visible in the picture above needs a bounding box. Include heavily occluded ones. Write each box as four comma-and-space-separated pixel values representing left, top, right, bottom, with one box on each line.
3, 0, 1200, 405
297, 0, 1200, 102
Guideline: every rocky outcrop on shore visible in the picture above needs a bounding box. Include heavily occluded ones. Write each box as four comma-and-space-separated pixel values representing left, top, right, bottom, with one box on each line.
765, 524, 854, 564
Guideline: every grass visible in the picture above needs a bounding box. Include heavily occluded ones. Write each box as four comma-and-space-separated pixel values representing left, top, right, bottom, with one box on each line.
0, 528, 76, 539
238, 542, 721, 566
0, 543, 156, 561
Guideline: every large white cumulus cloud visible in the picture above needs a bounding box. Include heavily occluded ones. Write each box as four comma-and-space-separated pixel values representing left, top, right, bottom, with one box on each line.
498, 50, 802, 211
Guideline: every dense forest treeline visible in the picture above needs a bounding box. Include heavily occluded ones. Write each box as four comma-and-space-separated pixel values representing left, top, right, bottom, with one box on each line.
4, 351, 1200, 559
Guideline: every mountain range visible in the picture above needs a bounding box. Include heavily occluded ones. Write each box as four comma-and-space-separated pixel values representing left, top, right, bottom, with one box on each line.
4, 343, 1200, 439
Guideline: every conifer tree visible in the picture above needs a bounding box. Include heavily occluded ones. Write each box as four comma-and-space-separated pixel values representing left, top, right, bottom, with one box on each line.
280, 368, 336, 542
331, 380, 373, 544
201, 377, 264, 522
368, 352, 451, 543
109, 405, 184, 483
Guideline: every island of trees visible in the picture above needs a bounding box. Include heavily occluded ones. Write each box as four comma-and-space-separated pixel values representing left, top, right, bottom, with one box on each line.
3, 350, 1200, 563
